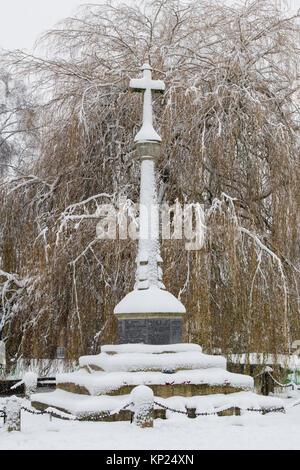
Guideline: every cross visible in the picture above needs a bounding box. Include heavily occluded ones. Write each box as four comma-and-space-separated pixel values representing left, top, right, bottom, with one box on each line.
130, 63, 165, 143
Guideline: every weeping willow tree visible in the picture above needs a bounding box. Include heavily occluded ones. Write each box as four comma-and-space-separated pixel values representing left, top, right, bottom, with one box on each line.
0, 0, 299, 364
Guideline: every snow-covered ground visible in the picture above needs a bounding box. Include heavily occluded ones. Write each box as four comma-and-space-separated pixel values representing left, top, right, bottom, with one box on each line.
1, 394, 300, 450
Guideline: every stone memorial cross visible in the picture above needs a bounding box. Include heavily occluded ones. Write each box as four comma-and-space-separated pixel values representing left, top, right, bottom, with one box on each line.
130, 63, 165, 143
130, 64, 165, 291
114, 63, 185, 344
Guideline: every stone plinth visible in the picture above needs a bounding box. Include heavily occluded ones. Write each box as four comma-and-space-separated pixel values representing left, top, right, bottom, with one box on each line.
114, 287, 186, 344
117, 315, 183, 345
31, 343, 286, 421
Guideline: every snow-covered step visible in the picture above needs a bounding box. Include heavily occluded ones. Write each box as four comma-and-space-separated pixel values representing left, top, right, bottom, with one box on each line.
31, 389, 132, 418
157, 391, 285, 414
79, 350, 226, 373
56, 368, 253, 396
31, 389, 164, 421
31, 389, 285, 422
101, 343, 202, 354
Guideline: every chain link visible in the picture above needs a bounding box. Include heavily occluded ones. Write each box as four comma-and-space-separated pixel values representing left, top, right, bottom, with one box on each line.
21, 402, 133, 421
154, 401, 285, 416
0, 401, 133, 424
267, 371, 298, 389
0, 397, 293, 425
154, 401, 188, 415
154, 400, 235, 416
21, 406, 51, 416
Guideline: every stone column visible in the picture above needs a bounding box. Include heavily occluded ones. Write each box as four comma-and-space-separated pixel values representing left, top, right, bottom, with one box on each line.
135, 141, 164, 291
114, 64, 186, 344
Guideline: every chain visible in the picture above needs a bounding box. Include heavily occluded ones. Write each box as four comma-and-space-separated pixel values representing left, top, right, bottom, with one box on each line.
195, 405, 234, 416
21, 406, 52, 416
154, 401, 285, 416
121, 401, 133, 410
19, 402, 288, 418
154, 401, 187, 415
77, 402, 133, 421
0, 402, 133, 423
0, 399, 290, 425
154, 401, 237, 416
267, 372, 297, 389
20, 402, 133, 422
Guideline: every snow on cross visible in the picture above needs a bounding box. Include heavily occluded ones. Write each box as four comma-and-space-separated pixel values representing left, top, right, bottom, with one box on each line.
130, 63, 165, 143
114, 62, 185, 331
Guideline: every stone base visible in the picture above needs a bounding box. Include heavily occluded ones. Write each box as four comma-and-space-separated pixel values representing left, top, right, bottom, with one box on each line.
31, 398, 166, 422
30, 343, 285, 421
117, 317, 183, 344
57, 381, 244, 398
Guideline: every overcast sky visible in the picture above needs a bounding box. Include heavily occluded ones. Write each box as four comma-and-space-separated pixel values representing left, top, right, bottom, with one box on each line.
0, 0, 298, 52
0, 0, 84, 51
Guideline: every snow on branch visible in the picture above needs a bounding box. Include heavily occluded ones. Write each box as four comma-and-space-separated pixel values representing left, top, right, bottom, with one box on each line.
3, 174, 58, 197
55, 192, 113, 245
207, 193, 287, 271
0, 270, 35, 338
206, 192, 291, 345
0, 269, 29, 289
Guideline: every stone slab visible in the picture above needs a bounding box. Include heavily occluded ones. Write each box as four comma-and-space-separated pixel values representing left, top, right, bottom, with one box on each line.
117, 317, 182, 345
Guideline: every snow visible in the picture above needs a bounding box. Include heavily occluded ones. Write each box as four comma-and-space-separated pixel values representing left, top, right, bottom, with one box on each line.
154, 391, 285, 414
134, 159, 163, 290
131, 386, 154, 425
23, 372, 38, 398
3, 396, 22, 413
130, 63, 165, 144
29, 389, 282, 417
55, 368, 253, 395
2, 396, 22, 432
23, 372, 38, 389
52, 342, 252, 394
10, 372, 39, 395
1, 392, 300, 450
101, 344, 202, 354
31, 389, 132, 415
131, 385, 154, 402
130, 64, 165, 93
131, 385, 154, 414
114, 286, 186, 314
79, 351, 226, 372
134, 122, 162, 143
